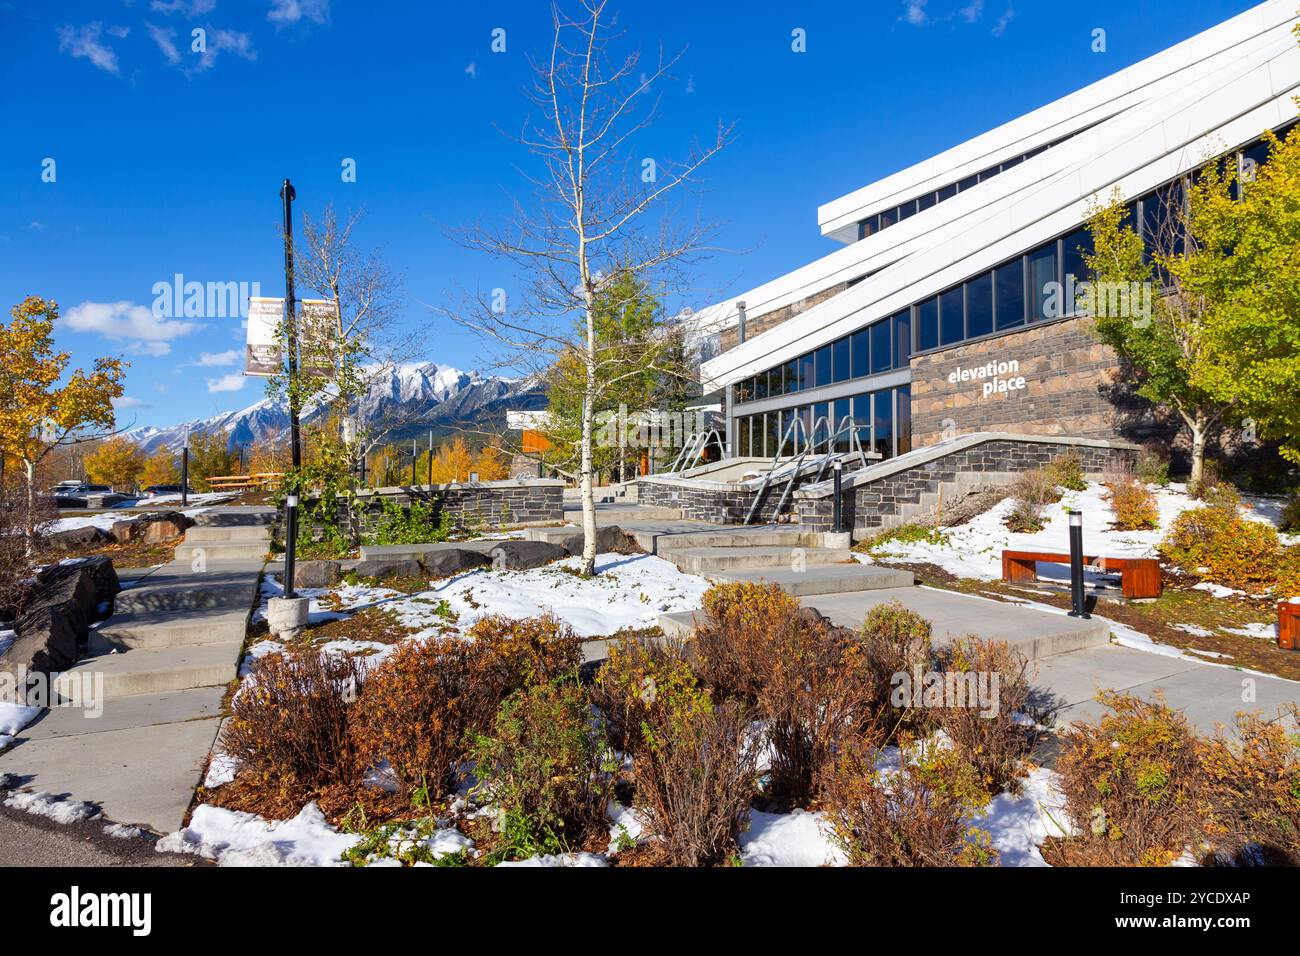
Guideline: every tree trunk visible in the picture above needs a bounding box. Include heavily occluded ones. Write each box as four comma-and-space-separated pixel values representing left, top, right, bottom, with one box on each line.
1189, 417, 1207, 488
580, 337, 598, 577
23, 458, 36, 557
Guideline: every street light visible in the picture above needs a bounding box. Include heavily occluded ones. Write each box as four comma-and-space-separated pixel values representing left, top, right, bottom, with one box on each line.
1067, 510, 1089, 618
280, 178, 301, 599
181, 431, 189, 508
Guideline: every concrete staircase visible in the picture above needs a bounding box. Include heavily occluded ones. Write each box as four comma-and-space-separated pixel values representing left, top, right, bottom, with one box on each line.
54, 509, 269, 702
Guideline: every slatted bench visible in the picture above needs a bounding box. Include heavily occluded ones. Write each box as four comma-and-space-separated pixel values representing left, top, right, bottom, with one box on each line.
1279, 601, 1300, 651
1001, 549, 1163, 599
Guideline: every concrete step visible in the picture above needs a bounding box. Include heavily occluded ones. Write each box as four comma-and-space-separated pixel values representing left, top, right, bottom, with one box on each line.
658, 609, 699, 639
562, 503, 683, 522
174, 541, 270, 562
706, 564, 914, 596
182, 525, 273, 544
52, 641, 243, 700
650, 528, 822, 550
191, 508, 275, 527
113, 569, 262, 615
89, 608, 249, 652
661, 545, 855, 575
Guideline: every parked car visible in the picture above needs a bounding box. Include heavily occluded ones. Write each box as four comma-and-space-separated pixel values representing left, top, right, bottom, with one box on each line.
141, 484, 193, 497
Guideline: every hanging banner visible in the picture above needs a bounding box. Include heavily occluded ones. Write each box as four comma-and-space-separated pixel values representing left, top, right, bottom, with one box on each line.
244, 296, 284, 376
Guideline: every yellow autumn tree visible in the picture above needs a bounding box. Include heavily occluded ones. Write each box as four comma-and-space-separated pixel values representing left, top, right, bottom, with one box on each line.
472, 442, 509, 481
0, 296, 126, 549
140, 449, 180, 486
84, 436, 145, 490
428, 436, 474, 484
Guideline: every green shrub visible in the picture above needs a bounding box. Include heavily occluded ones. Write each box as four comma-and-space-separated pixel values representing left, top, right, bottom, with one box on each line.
1135, 451, 1170, 487
365, 497, 453, 546
470, 679, 612, 861
1045, 449, 1087, 492
862, 601, 936, 743
859, 523, 950, 556
1004, 467, 1061, 533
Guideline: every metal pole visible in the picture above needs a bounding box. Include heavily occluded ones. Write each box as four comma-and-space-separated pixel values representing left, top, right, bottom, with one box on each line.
411, 439, 417, 486
428, 430, 434, 486
181, 444, 189, 508
280, 178, 300, 599
1068, 510, 1089, 618
832, 460, 843, 532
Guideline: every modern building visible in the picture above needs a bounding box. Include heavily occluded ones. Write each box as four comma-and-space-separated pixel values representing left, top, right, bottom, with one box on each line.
694, 0, 1300, 465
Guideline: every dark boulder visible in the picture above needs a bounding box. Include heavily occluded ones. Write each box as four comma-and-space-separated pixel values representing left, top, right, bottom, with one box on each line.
553, 525, 641, 558
294, 560, 343, 589
1, 557, 120, 693
350, 558, 426, 582
421, 548, 492, 578
483, 540, 569, 570
44, 525, 110, 550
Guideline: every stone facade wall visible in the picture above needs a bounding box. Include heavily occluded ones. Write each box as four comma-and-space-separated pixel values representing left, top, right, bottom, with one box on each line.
909, 317, 1159, 447
794, 438, 1138, 533
719, 282, 852, 354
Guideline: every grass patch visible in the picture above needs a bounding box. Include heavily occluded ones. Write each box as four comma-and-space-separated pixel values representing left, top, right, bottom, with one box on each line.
856, 523, 951, 556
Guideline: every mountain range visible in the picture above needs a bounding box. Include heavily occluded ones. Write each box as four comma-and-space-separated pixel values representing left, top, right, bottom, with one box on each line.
122, 363, 546, 455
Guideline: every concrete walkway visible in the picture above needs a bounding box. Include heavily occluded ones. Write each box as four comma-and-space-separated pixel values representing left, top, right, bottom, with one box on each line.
621, 510, 1299, 736
0, 507, 270, 834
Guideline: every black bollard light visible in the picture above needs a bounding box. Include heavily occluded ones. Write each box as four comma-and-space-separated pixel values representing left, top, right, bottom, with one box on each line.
181, 442, 189, 508
832, 460, 843, 533
1067, 509, 1089, 618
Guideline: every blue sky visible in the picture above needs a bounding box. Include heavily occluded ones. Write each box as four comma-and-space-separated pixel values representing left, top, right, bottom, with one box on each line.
0, 0, 1260, 430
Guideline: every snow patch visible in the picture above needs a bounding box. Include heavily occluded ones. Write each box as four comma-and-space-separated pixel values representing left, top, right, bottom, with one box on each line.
4, 790, 100, 824
156, 802, 358, 866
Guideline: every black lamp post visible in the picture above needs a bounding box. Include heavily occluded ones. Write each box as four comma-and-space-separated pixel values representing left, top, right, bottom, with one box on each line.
832, 460, 843, 533
280, 178, 301, 599
181, 435, 189, 508
1068, 509, 1089, 618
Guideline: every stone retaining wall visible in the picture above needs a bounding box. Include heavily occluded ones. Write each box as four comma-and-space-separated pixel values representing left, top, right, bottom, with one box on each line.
296, 479, 565, 540
794, 436, 1138, 534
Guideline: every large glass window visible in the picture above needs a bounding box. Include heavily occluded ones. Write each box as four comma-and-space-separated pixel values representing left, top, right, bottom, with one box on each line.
917, 191, 936, 212
782, 359, 798, 395
833, 398, 852, 453
752, 371, 768, 401
853, 394, 872, 450
1027, 242, 1058, 322
832, 336, 851, 384
916, 297, 939, 351
937, 183, 957, 202
898, 200, 917, 221
767, 365, 784, 398
812, 401, 830, 446
878, 207, 896, 230
939, 287, 964, 346
892, 310, 911, 367
798, 352, 814, 391
1062, 228, 1093, 316
966, 271, 993, 338
765, 412, 780, 459
872, 391, 894, 460
737, 416, 751, 457
957, 173, 978, 192
870, 320, 891, 374
995, 258, 1025, 330
896, 385, 912, 455
850, 329, 870, 379
814, 345, 832, 388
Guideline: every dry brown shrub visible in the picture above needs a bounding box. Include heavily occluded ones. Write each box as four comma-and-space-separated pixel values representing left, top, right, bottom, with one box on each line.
934, 637, 1038, 797
1046, 691, 1205, 866
818, 736, 999, 867
861, 600, 936, 742
1200, 707, 1300, 866
692, 582, 878, 807
219, 649, 366, 806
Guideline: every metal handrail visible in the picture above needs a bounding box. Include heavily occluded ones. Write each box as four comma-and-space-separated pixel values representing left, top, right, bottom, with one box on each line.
746, 415, 871, 525
668, 428, 722, 474
743, 414, 817, 524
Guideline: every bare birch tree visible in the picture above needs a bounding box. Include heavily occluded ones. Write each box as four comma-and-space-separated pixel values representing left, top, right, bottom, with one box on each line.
445, 0, 733, 575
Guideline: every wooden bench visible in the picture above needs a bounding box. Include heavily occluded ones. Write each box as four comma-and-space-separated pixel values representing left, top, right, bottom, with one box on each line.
1002, 549, 1163, 599
1279, 601, 1300, 652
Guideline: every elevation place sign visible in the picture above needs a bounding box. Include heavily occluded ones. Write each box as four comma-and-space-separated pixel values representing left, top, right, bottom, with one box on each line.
948, 360, 1027, 399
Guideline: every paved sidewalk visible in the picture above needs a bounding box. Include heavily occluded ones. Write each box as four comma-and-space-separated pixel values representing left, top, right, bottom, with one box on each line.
0, 508, 269, 835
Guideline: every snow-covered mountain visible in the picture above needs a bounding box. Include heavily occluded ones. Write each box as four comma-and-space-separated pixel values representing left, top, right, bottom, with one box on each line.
123, 363, 545, 455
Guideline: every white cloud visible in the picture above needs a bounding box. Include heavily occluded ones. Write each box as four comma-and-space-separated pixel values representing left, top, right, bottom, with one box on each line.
150, 0, 217, 15
193, 28, 257, 72
28, 221, 45, 231
56, 22, 124, 75
960, 0, 984, 23
206, 372, 246, 393
112, 395, 150, 410
900, 0, 928, 26
267, 0, 331, 27
992, 6, 1015, 37
63, 300, 200, 356
194, 349, 240, 366
146, 22, 182, 66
